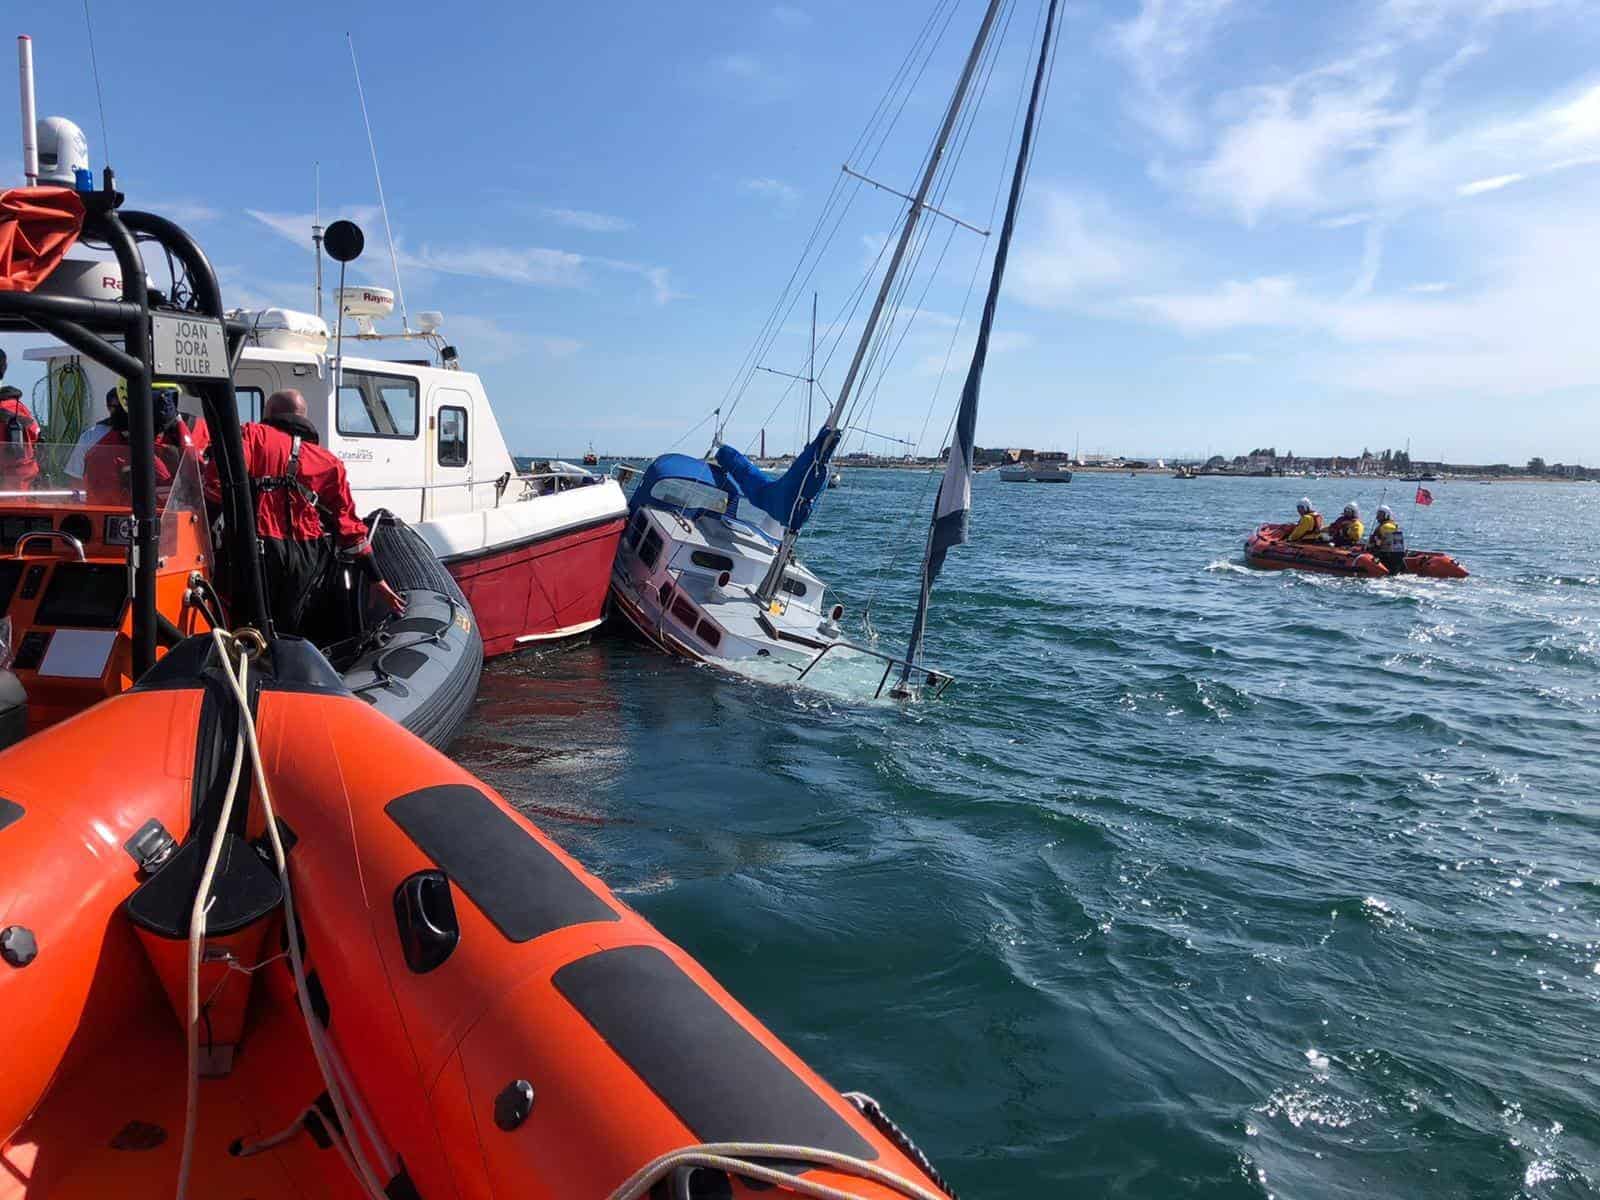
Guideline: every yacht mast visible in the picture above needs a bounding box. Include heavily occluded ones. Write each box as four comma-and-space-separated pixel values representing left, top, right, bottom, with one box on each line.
757, 0, 1006, 603
807, 290, 816, 436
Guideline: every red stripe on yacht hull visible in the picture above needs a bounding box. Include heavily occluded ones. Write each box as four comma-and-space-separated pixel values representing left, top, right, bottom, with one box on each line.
446, 516, 626, 657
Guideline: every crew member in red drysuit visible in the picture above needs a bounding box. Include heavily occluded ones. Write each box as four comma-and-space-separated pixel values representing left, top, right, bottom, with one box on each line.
82, 381, 198, 505
217, 388, 405, 635
0, 383, 40, 492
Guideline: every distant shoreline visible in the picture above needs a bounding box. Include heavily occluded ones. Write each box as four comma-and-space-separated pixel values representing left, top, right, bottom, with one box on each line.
543, 455, 1592, 484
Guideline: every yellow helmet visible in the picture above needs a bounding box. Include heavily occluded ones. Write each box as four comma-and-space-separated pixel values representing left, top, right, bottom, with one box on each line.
111, 378, 182, 410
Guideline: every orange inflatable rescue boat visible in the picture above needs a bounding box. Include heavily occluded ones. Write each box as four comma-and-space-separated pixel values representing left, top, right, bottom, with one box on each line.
1244, 523, 1468, 579
0, 633, 957, 1200
0, 169, 955, 1196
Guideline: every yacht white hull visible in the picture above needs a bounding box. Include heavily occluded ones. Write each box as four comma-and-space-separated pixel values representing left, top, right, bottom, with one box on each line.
609, 505, 838, 670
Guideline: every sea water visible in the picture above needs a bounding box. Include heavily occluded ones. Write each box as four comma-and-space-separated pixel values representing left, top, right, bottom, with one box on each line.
455, 471, 1600, 1198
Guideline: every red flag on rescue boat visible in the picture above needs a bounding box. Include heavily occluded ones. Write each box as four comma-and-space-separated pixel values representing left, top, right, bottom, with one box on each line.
1415, 486, 1434, 506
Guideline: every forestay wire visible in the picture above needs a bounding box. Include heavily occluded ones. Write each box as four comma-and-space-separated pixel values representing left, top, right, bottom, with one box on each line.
693, 0, 965, 452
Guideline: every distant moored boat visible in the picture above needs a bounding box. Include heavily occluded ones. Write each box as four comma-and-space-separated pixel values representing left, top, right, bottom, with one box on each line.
998, 462, 1072, 483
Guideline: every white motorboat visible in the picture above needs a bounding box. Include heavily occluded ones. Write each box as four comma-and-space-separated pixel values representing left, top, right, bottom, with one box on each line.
27, 287, 627, 657
998, 462, 1072, 483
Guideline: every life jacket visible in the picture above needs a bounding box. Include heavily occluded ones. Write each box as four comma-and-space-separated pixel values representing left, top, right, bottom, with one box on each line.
1288, 510, 1324, 541
1372, 520, 1406, 553
1328, 515, 1363, 545
0, 394, 40, 487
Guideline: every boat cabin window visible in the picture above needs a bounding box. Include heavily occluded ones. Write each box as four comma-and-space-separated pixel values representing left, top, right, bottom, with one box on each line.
337, 369, 419, 439
237, 385, 264, 424
624, 509, 648, 550
781, 577, 808, 598
690, 550, 735, 573
639, 526, 664, 569
437, 405, 468, 467
645, 478, 729, 515
696, 619, 722, 648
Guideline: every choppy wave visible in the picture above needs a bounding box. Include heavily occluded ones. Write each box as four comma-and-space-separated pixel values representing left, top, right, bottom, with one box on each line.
467, 474, 1600, 1198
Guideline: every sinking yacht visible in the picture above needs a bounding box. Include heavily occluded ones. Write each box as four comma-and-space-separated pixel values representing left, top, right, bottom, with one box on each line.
613, 0, 1059, 698
610, 453, 838, 666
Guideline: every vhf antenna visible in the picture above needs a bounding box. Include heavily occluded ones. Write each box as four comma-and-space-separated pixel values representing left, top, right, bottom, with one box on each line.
311, 161, 324, 320
348, 33, 409, 332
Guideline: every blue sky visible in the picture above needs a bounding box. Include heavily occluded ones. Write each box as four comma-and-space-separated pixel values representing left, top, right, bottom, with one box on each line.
4, 0, 1598, 464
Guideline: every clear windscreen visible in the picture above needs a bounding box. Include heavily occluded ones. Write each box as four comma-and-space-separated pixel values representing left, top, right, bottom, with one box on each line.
0, 439, 98, 497
647, 477, 731, 515
160, 448, 214, 570
0, 439, 213, 572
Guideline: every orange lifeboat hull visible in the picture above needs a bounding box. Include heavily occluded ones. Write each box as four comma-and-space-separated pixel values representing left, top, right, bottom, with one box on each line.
1244, 523, 1468, 578
0, 639, 951, 1200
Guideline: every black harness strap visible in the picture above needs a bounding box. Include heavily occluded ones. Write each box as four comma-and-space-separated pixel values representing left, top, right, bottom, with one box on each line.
255, 434, 329, 523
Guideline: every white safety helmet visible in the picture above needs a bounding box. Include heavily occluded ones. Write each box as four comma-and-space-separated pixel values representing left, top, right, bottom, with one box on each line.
1343, 502, 1359, 518
1296, 497, 1312, 514
1376, 504, 1393, 521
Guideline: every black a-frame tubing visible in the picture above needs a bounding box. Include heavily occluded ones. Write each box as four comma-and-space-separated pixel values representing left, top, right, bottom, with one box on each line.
93, 208, 159, 677
0, 200, 272, 677
120, 210, 270, 639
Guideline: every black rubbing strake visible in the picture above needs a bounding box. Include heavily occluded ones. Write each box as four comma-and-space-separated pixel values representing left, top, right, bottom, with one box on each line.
553, 945, 878, 1159
0, 797, 21, 834
385, 785, 619, 942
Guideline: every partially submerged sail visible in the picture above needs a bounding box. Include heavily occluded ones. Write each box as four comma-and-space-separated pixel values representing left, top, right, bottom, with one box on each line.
715, 424, 835, 532
899, 0, 1062, 689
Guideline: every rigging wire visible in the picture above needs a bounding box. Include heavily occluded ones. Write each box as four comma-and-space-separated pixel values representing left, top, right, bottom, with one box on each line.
859, 0, 1053, 620
80, 0, 113, 168
844, 0, 1018, 453
349, 34, 410, 332
709, 0, 958, 446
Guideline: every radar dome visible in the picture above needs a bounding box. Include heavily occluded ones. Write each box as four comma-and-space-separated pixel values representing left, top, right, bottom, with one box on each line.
36, 117, 88, 185
336, 286, 395, 335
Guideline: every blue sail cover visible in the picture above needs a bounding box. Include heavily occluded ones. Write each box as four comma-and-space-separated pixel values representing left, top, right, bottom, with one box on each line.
714, 425, 835, 532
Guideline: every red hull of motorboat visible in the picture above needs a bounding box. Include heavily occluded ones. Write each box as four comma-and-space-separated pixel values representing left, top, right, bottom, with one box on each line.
446, 516, 626, 656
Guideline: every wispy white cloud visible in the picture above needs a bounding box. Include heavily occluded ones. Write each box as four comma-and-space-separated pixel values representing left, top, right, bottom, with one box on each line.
246, 209, 678, 304
1208, 351, 1257, 363
542, 207, 633, 233
403, 243, 588, 289
1007, 187, 1169, 308
151, 201, 220, 224
246, 206, 382, 250
591, 260, 683, 305
445, 315, 582, 364
771, 4, 811, 28
1457, 172, 1525, 195
914, 329, 1031, 375
717, 53, 763, 80
1318, 212, 1373, 228
739, 176, 799, 208
1104, 0, 1243, 147
1129, 206, 1600, 399
1176, 72, 1404, 225
1407, 280, 1453, 292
